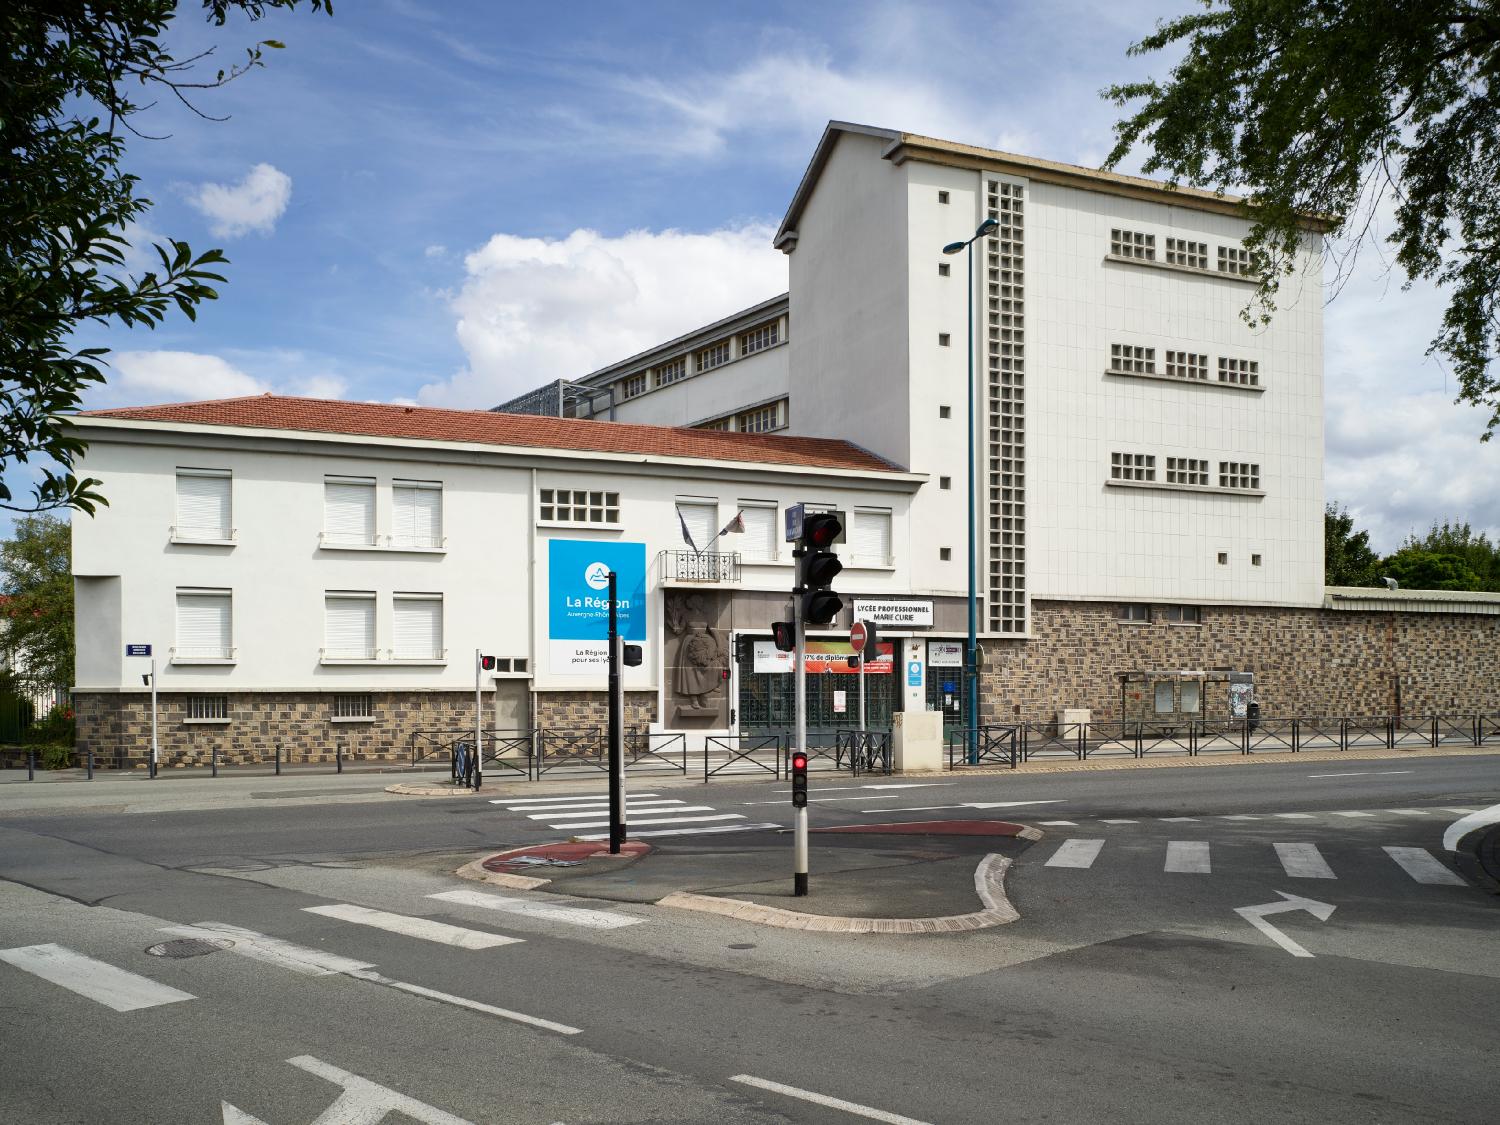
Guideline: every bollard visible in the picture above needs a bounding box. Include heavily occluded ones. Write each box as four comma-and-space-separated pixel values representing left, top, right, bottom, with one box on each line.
336, 741, 343, 774
86, 749, 94, 781
275, 743, 282, 776
211, 746, 218, 778
28, 748, 35, 781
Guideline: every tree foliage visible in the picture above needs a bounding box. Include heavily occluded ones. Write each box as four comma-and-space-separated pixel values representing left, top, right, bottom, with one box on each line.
0, 516, 74, 688
1324, 503, 1381, 587
0, 0, 332, 515
1105, 1, 1500, 437
1387, 519, 1500, 590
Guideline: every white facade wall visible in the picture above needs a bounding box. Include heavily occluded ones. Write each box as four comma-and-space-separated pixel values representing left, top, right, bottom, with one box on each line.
71, 426, 922, 711
607, 341, 790, 429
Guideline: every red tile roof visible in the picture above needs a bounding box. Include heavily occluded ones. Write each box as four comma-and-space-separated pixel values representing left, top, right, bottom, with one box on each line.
78, 394, 904, 473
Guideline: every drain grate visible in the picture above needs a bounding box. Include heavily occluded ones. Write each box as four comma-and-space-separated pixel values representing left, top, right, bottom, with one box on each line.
145, 937, 234, 959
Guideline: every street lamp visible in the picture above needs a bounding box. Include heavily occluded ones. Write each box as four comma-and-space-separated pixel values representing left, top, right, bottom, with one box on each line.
944, 216, 999, 761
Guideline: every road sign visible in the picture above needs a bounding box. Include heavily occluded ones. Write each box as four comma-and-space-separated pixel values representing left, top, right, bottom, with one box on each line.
850, 621, 868, 651
125, 644, 152, 657
784, 502, 804, 543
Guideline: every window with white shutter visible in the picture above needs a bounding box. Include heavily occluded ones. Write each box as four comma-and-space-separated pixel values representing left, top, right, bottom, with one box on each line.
392, 480, 443, 548
850, 509, 892, 566
324, 592, 376, 659
675, 499, 716, 554
175, 589, 232, 659
393, 594, 443, 659
324, 477, 376, 545
736, 502, 777, 563
175, 470, 232, 540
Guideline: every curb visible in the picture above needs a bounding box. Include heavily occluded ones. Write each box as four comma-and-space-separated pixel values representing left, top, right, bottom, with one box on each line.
454, 857, 550, 890
384, 783, 482, 797
656, 853, 1019, 935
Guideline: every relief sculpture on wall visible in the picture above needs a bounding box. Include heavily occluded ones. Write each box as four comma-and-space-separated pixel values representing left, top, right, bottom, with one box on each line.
664, 590, 728, 725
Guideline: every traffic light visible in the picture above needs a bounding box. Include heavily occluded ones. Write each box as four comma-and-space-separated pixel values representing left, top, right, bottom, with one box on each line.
790, 749, 809, 807
480, 654, 496, 670
771, 620, 796, 652
797, 512, 843, 625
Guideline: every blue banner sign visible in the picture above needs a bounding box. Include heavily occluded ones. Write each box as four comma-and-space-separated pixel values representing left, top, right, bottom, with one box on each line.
548, 539, 646, 674
125, 644, 152, 657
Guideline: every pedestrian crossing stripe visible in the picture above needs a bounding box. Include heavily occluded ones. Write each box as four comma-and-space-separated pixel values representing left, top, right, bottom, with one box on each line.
428, 889, 642, 929
1038, 840, 1468, 885
0, 944, 195, 1012
302, 904, 523, 949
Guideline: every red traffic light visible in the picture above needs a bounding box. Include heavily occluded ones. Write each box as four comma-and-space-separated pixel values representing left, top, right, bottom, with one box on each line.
791, 752, 808, 771
803, 512, 842, 548
480, 654, 496, 670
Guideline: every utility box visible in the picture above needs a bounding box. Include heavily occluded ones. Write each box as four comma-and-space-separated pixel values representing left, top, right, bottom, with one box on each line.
1057, 708, 1092, 739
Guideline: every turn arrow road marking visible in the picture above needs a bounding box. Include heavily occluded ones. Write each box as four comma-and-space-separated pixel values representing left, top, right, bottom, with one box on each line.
1233, 891, 1336, 958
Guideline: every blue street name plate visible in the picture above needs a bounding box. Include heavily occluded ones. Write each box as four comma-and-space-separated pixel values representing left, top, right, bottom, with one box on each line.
125, 643, 152, 657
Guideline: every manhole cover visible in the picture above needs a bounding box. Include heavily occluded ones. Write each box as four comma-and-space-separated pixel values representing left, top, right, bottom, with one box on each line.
145, 937, 234, 959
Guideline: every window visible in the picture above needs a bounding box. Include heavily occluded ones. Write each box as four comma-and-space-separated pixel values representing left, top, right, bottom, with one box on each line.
392, 480, 442, 549
939, 405, 952, 419
324, 476, 376, 546
737, 502, 777, 563
740, 323, 779, 355
1154, 682, 1175, 714
938, 333, 951, 347
187, 695, 229, 721
654, 357, 686, 386
1165, 238, 1208, 269
175, 469, 231, 540
1218, 245, 1252, 275
938, 190, 950, 204
736, 401, 784, 433
938, 262, 951, 277
1218, 462, 1261, 490
1110, 452, 1156, 482
1166, 457, 1209, 486
850, 508, 893, 566
696, 418, 733, 431
1161, 605, 1202, 624
1252, 553, 1263, 566
939, 547, 952, 561
1165, 351, 1208, 380
324, 592, 376, 659
1110, 228, 1155, 260
539, 488, 620, 524
1119, 603, 1151, 623
393, 594, 443, 659
1181, 680, 1202, 713
1218, 357, 1260, 386
1217, 551, 1229, 565
620, 373, 647, 399
697, 340, 731, 372
675, 499, 717, 554
1110, 343, 1156, 374
939, 476, 952, 490
332, 694, 373, 720
176, 589, 232, 659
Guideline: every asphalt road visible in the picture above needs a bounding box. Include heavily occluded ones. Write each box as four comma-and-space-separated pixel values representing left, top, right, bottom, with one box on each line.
0, 752, 1496, 1123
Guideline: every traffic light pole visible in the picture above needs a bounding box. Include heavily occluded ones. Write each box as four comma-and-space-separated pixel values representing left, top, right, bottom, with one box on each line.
607, 571, 626, 854
473, 648, 484, 790
792, 560, 809, 896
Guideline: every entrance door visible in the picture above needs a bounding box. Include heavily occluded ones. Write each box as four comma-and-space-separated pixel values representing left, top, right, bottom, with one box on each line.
493, 680, 530, 731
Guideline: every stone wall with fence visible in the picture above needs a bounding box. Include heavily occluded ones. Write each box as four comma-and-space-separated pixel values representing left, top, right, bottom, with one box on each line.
979, 600, 1500, 725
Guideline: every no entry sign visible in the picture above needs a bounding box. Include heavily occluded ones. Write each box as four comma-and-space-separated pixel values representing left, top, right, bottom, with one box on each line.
850, 621, 868, 651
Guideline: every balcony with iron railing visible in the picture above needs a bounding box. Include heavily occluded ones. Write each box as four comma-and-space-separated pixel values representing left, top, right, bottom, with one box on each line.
661, 550, 741, 584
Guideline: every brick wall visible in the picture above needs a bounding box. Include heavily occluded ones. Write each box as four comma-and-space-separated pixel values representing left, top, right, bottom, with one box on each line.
978, 600, 1500, 724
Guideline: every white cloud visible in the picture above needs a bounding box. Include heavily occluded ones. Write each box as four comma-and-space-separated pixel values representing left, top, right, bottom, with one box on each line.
418, 224, 787, 407
187, 163, 293, 238
90, 350, 348, 409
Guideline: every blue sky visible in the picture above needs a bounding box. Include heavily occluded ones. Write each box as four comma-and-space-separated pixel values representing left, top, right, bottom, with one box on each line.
15, 0, 1500, 552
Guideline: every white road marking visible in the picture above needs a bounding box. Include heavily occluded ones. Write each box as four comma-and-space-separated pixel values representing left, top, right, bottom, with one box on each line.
302, 904, 523, 950
428, 888, 641, 929
224, 1054, 480, 1125
963, 800, 1067, 809
161, 923, 374, 976
1332, 811, 1376, 818
1442, 808, 1481, 816
1273, 813, 1315, 819
1443, 803, 1500, 851
506, 799, 684, 813
744, 795, 906, 805
1038, 820, 1077, 826
771, 784, 952, 793
1159, 817, 1199, 822
870, 804, 965, 812
1386, 808, 1435, 817
1376, 771, 1414, 775
554, 813, 747, 829
575, 822, 781, 841
530, 805, 714, 820
1383, 846, 1467, 886
1274, 842, 1336, 879
0, 944, 195, 1012
349, 973, 582, 1036
1220, 815, 1261, 820
490, 793, 658, 805
1045, 839, 1105, 868
1099, 819, 1138, 824
1164, 841, 1211, 874
729, 1075, 933, 1125
1308, 771, 1372, 778
1234, 892, 1335, 958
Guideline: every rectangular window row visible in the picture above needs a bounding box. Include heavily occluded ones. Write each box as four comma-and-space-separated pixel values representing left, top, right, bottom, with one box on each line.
624, 319, 783, 399
1109, 344, 1260, 387
620, 372, 648, 399
324, 592, 444, 661
539, 488, 620, 525
1119, 604, 1202, 625
1110, 454, 1261, 491
654, 356, 687, 387
740, 322, 780, 355
183, 693, 384, 723
1110, 228, 1254, 276
693, 398, 789, 435
672, 499, 892, 567
323, 477, 443, 549
697, 340, 731, 372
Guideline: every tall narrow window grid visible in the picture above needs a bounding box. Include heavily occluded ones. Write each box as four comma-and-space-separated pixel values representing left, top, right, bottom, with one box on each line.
1165, 351, 1208, 380
1110, 343, 1156, 374
697, 340, 731, 372
654, 357, 686, 387
739, 323, 779, 355
1218, 245, 1252, 275
1110, 229, 1154, 260
620, 372, 648, 398
1165, 238, 1208, 269
1219, 462, 1261, 490
696, 418, 733, 431
538, 488, 620, 524
332, 694, 373, 719
1218, 357, 1260, 386
1166, 457, 1209, 486
187, 695, 229, 720
736, 402, 783, 433
987, 179, 1026, 634
1110, 452, 1156, 482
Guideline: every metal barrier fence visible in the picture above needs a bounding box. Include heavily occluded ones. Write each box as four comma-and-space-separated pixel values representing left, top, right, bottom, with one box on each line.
946, 726, 1020, 769
706, 734, 781, 781
534, 728, 688, 779
410, 728, 534, 781
835, 729, 893, 776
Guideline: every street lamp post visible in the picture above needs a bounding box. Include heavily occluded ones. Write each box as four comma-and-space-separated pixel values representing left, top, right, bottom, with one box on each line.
944, 216, 1000, 762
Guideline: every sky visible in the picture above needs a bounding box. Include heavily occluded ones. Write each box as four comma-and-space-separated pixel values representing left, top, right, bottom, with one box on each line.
13, 0, 1500, 553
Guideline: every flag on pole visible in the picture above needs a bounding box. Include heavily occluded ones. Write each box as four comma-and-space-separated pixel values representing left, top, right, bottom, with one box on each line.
719, 510, 746, 536
677, 507, 699, 553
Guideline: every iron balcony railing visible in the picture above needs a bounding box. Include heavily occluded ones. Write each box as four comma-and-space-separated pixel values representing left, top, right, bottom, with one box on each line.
662, 550, 740, 583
